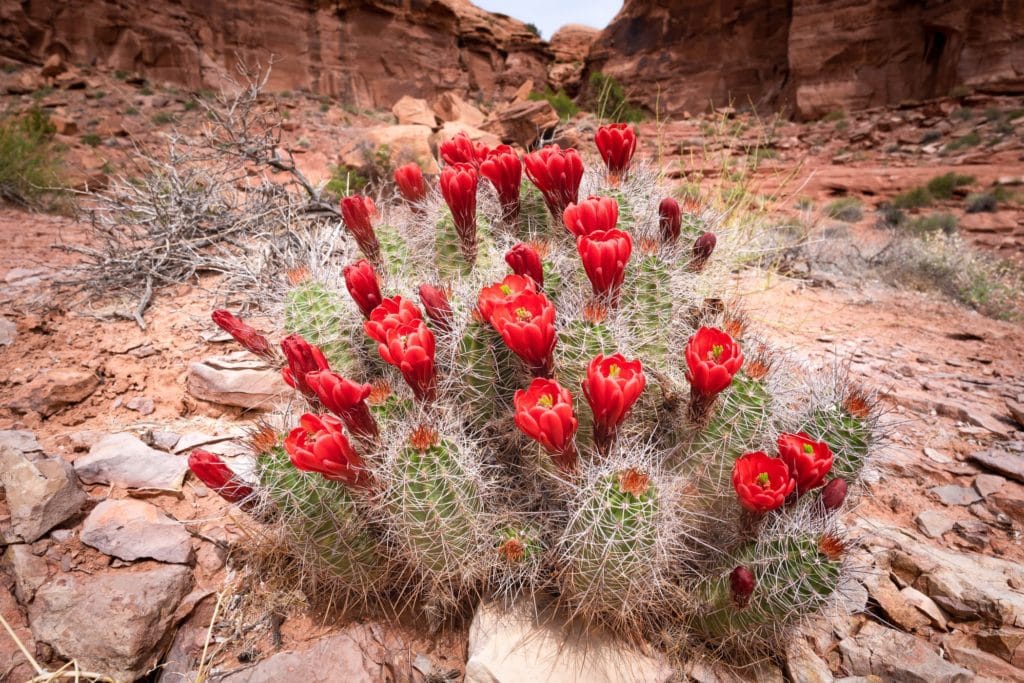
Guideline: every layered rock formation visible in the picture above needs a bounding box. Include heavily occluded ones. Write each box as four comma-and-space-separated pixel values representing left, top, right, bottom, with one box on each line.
586, 0, 1024, 118
547, 24, 600, 94
0, 0, 551, 108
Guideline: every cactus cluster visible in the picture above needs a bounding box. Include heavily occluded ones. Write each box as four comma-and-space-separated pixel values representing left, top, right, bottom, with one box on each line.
195, 126, 880, 661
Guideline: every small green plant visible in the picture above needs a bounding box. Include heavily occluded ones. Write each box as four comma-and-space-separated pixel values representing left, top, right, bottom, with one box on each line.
875, 203, 905, 229
0, 108, 65, 206
524, 22, 541, 37
86, 90, 106, 100
925, 172, 973, 199
949, 85, 971, 98
964, 192, 997, 213
183, 99, 198, 111
139, 86, 154, 96
124, 106, 140, 117
588, 72, 644, 123
822, 111, 845, 123
795, 197, 814, 211
944, 132, 981, 152
891, 186, 934, 210
151, 112, 175, 125
982, 107, 1003, 123
113, 70, 129, 80
906, 212, 957, 236
529, 89, 579, 122
824, 197, 863, 222
31, 86, 54, 100
950, 107, 973, 122
320, 102, 330, 113
80, 133, 102, 147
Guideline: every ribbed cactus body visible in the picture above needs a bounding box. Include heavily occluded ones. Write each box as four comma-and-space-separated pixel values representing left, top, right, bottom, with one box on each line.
377, 224, 410, 274
690, 534, 842, 640
435, 214, 471, 281
802, 404, 872, 481
518, 179, 553, 236
563, 469, 663, 614
457, 319, 517, 426
284, 280, 353, 371
259, 447, 385, 585
628, 253, 672, 363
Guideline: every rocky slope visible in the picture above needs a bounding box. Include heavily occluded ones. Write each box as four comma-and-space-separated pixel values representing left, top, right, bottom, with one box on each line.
586, 0, 1024, 118
0, 0, 551, 108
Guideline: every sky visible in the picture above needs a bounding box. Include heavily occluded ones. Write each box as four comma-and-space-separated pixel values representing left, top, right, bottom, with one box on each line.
472, 0, 623, 39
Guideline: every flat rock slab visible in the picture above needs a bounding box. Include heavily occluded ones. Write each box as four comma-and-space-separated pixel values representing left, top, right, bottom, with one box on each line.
930, 485, 982, 506
29, 563, 192, 682
187, 355, 289, 410
81, 499, 194, 564
0, 429, 42, 455
465, 598, 673, 683
915, 510, 955, 539
74, 433, 188, 491
839, 621, 971, 683
970, 450, 1024, 484
0, 446, 87, 543
9, 368, 100, 416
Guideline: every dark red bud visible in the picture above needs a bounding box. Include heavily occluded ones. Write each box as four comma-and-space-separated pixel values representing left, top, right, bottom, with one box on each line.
418, 284, 453, 332
730, 566, 755, 608
821, 478, 848, 512
690, 231, 717, 273
658, 197, 681, 243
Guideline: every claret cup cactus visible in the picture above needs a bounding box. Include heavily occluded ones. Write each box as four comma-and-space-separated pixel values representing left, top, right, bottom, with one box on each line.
195, 126, 880, 662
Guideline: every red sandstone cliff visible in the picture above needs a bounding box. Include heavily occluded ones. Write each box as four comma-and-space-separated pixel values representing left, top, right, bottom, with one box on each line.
0, 0, 551, 108
586, 0, 1024, 118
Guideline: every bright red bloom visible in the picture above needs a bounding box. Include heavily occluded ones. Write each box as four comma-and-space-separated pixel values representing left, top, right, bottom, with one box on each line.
304, 370, 378, 439
730, 566, 755, 608
514, 378, 578, 472
523, 145, 584, 218
477, 274, 537, 322
690, 232, 717, 273
343, 259, 383, 319
340, 195, 381, 263
505, 243, 544, 287
595, 123, 637, 178
562, 195, 619, 237
777, 432, 834, 494
284, 413, 369, 487
582, 353, 646, 451
480, 147, 522, 222
363, 296, 423, 345
684, 327, 744, 396
188, 449, 253, 503
211, 310, 275, 361
281, 334, 331, 397
658, 197, 681, 244
577, 228, 632, 306
440, 132, 488, 167
732, 451, 794, 512
418, 284, 454, 332
394, 162, 427, 203
488, 290, 557, 376
376, 321, 437, 402
440, 162, 479, 262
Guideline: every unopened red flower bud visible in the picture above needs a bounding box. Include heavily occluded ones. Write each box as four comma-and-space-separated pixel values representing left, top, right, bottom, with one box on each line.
820, 478, 848, 512
595, 123, 637, 179
658, 197, 681, 244
505, 243, 544, 287
440, 163, 479, 264
418, 284, 454, 332
690, 232, 717, 273
340, 195, 381, 264
343, 259, 383, 319
211, 310, 276, 361
394, 163, 428, 204
730, 566, 756, 608
188, 449, 254, 503
480, 147, 522, 223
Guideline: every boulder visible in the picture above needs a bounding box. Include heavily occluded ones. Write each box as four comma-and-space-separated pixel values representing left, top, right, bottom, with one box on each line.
74, 433, 189, 491
0, 429, 42, 454
186, 354, 290, 410
40, 53, 64, 78
839, 622, 972, 683
483, 100, 559, 148
81, 499, 194, 564
971, 450, 1024, 484
338, 125, 440, 175
465, 598, 673, 683
0, 316, 15, 346
432, 91, 486, 127
8, 368, 100, 416
431, 121, 502, 151
391, 95, 437, 127
0, 446, 87, 543
3, 544, 50, 603
29, 563, 192, 681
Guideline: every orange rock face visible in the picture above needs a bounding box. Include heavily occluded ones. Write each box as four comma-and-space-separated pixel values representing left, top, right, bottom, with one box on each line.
586, 0, 1024, 118
0, 0, 552, 108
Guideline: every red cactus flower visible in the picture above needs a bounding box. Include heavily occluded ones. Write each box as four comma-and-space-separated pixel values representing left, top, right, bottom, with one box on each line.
582, 353, 646, 452
418, 284, 454, 332
211, 310, 275, 362
595, 123, 637, 178
284, 413, 369, 487
730, 566, 756, 608
340, 195, 381, 263
364, 296, 423, 345
376, 321, 437, 402
820, 478, 848, 512
514, 378, 578, 472
188, 449, 253, 503
690, 232, 717, 273
777, 432, 834, 494
343, 259, 383, 319
505, 243, 544, 287
477, 274, 537, 322
480, 147, 522, 222
394, 162, 427, 204
562, 195, 619, 237
304, 371, 378, 439
732, 451, 795, 512
440, 132, 487, 167
685, 326, 744, 396
658, 197, 681, 244
488, 290, 557, 376
523, 145, 584, 218
440, 162, 479, 263
281, 334, 331, 397
577, 228, 633, 307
